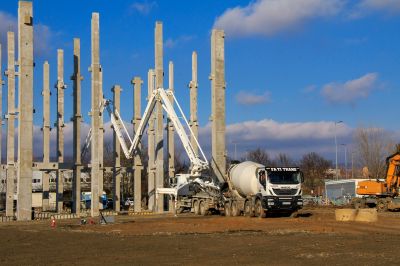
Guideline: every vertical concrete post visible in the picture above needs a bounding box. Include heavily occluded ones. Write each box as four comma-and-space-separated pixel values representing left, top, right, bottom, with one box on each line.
98, 70, 104, 209
72, 38, 82, 214
154, 21, 164, 212
42, 61, 50, 211
17, 1, 34, 221
5, 32, 15, 217
132, 77, 143, 212
189, 51, 199, 157
0, 43, 3, 167
147, 69, 156, 211
55, 49, 66, 213
210, 29, 226, 183
112, 85, 121, 212
167, 62, 175, 180
90, 12, 101, 217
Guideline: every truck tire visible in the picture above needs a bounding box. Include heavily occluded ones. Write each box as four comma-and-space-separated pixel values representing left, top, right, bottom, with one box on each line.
231, 201, 239, 217
199, 201, 207, 216
255, 199, 266, 218
377, 198, 388, 212
224, 202, 231, 217
244, 201, 252, 217
194, 200, 200, 215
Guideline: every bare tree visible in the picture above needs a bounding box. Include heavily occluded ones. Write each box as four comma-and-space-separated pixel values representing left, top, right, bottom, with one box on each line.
299, 152, 331, 194
244, 148, 272, 166
273, 153, 295, 167
354, 127, 395, 179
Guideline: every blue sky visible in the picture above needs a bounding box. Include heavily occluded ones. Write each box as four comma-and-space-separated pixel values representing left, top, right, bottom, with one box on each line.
1, 0, 400, 162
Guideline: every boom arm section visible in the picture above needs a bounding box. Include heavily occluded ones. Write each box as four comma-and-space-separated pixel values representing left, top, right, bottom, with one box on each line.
103, 88, 209, 176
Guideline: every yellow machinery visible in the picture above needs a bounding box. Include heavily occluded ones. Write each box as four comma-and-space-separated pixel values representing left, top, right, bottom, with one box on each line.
353, 153, 400, 211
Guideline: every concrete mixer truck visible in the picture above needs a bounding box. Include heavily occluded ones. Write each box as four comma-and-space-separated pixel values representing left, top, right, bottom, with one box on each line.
223, 161, 304, 218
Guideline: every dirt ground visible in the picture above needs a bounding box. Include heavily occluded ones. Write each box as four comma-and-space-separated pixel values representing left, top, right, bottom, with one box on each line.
0, 208, 400, 265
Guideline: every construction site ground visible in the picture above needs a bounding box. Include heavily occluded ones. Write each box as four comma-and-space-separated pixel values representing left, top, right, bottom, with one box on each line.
0, 207, 400, 265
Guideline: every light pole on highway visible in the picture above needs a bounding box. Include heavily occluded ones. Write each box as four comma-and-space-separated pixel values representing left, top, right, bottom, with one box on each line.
334, 120, 343, 180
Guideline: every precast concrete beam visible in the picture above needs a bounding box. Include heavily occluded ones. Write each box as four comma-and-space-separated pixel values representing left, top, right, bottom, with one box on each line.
42, 61, 50, 211
210, 29, 226, 184
5, 31, 16, 217
90, 12, 101, 217
56, 49, 66, 213
189, 51, 199, 158
72, 38, 83, 215
154, 21, 164, 213
112, 85, 122, 212
17, 1, 34, 221
132, 77, 143, 212
147, 69, 156, 211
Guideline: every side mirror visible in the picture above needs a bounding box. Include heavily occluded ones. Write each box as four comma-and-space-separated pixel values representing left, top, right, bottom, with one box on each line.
300, 172, 305, 183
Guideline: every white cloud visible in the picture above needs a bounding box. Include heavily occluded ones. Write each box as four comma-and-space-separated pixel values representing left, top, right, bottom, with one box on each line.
130, 1, 157, 15
213, 0, 343, 37
321, 73, 378, 104
235, 91, 271, 105
350, 0, 400, 18
0, 11, 53, 58
164, 35, 196, 49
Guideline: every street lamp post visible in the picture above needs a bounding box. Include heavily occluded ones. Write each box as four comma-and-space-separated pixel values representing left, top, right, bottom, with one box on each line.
341, 144, 347, 179
334, 120, 343, 180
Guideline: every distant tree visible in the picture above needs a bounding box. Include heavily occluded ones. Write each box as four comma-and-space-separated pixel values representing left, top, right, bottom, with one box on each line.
273, 153, 296, 167
299, 152, 331, 194
244, 148, 272, 166
354, 127, 395, 179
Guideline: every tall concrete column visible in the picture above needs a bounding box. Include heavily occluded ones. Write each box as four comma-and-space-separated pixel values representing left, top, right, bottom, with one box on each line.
17, 1, 34, 221
189, 51, 199, 157
154, 21, 164, 212
167, 62, 175, 180
5, 31, 16, 217
0, 43, 3, 167
72, 38, 83, 215
90, 12, 101, 217
42, 61, 50, 211
99, 70, 104, 209
132, 77, 143, 212
210, 29, 226, 184
112, 85, 122, 212
55, 49, 66, 213
147, 69, 156, 211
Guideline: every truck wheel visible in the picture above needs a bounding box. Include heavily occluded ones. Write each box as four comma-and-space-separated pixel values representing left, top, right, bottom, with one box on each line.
199, 201, 207, 216
244, 201, 252, 217
255, 200, 266, 218
231, 201, 239, 217
194, 200, 200, 215
224, 202, 231, 217
377, 199, 388, 212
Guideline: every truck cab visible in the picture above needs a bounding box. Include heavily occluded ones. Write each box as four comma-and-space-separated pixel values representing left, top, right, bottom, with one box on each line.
259, 167, 304, 213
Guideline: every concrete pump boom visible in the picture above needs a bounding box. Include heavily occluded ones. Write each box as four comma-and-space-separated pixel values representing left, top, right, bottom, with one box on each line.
102, 87, 209, 177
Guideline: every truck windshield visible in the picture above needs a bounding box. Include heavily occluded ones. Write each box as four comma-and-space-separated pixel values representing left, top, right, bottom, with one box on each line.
268, 171, 301, 185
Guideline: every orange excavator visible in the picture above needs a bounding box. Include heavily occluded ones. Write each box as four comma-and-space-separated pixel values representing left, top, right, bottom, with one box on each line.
353, 152, 400, 211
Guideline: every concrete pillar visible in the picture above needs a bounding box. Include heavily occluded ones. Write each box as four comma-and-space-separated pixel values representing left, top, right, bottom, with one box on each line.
55, 49, 66, 213
5, 31, 15, 217
147, 69, 156, 211
17, 1, 34, 221
99, 69, 104, 209
90, 12, 101, 217
132, 77, 143, 212
0, 43, 3, 167
72, 38, 83, 215
189, 51, 199, 157
167, 62, 175, 179
154, 21, 164, 212
42, 61, 50, 211
112, 85, 122, 212
210, 29, 226, 184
